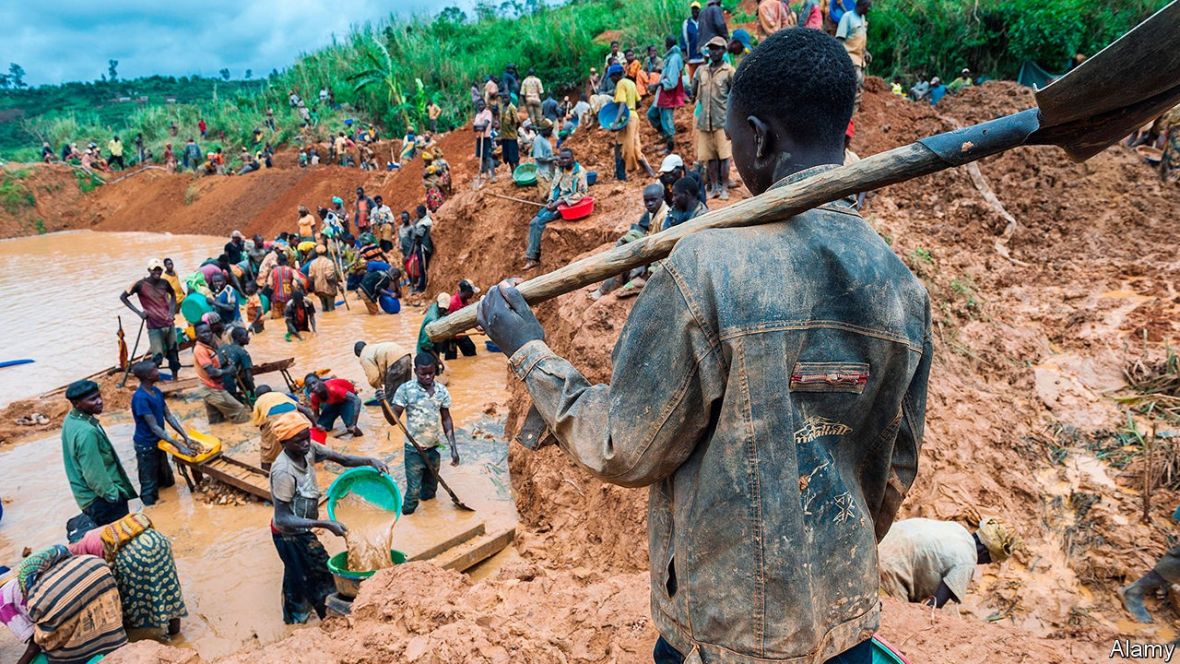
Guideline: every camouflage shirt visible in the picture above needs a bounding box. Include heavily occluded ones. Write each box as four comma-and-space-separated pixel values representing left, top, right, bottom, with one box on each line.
392, 380, 452, 448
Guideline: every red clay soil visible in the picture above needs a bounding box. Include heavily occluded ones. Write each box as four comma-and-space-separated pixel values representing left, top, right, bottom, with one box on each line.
35, 79, 1180, 660
0, 164, 100, 237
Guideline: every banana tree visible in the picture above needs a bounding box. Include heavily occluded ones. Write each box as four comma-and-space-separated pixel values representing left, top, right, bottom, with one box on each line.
348, 38, 411, 131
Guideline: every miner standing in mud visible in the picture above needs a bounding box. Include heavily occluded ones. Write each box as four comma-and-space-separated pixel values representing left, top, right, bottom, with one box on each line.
479, 29, 932, 664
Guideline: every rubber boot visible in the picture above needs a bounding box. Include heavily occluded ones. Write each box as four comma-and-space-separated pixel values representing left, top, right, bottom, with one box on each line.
614, 145, 627, 181
1121, 570, 1165, 623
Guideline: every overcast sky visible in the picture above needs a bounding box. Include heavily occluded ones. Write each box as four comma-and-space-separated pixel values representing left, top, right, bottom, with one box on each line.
0, 0, 469, 86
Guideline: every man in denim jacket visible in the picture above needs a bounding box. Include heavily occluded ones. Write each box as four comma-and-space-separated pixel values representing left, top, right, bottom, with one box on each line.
479, 29, 931, 664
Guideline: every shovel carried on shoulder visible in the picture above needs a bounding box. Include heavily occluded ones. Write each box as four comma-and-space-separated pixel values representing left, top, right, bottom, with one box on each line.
426, 2, 1180, 342
378, 398, 476, 512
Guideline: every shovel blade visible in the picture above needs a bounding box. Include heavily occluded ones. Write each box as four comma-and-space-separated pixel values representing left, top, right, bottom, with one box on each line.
1033, 1, 1180, 160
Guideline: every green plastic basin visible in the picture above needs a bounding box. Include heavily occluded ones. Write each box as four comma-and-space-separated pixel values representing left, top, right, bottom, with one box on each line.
513, 162, 538, 186
327, 549, 407, 598
326, 467, 402, 521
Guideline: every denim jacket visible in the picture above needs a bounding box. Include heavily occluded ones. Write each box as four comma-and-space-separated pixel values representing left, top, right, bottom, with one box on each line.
509, 168, 932, 663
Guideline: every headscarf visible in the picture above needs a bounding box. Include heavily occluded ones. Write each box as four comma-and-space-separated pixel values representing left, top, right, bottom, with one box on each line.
977, 517, 1017, 562
270, 411, 311, 443
17, 545, 71, 595
67, 513, 152, 563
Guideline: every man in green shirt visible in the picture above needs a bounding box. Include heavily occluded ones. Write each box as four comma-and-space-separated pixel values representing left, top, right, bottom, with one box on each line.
416, 292, 451, 371
61, 380, 137, 525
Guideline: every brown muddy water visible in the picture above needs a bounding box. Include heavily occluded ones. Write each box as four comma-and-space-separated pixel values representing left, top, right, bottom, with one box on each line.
0, 231, 515, 660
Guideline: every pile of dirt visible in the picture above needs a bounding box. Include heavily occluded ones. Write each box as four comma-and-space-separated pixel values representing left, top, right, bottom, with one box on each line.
114, 562, 1103, 664
0, 164, 102, 238
0, 365, 132, 446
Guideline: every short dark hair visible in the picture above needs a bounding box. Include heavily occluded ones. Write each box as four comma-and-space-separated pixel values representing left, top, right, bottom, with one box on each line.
416, 204, 427, 215
665, 35, 676, 50
231, 326, 249, 343
354, 341, 367, 356
414, 353, 436, 368
731, 29, 855, 151
131, 360, 156, 379
672, 175, 699, 197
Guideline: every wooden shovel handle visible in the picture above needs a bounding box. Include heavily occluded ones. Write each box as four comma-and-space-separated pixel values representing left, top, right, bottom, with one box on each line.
427, 109, 1039, 343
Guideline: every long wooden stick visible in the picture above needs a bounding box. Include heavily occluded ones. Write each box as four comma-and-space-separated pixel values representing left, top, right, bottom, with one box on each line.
488, 192, 545, 207
427, 140, 948, 342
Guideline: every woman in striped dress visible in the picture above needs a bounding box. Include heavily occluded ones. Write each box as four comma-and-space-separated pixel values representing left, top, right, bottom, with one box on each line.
68, 513, 188, 637
18, 545, 127, 663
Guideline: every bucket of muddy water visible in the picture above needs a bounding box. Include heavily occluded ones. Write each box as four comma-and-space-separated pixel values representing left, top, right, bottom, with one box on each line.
327, 549, 407, 599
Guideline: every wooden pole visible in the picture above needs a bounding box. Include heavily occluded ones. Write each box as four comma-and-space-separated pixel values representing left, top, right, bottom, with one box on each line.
427, 141, 946, 342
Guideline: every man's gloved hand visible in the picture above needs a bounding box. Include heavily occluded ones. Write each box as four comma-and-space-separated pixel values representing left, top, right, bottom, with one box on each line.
477, 280, 545, 357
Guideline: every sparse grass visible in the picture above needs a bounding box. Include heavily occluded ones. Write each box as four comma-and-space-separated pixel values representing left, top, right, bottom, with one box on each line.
184, 183, 200, 206
1118, 348, 1180, 423
32, 218, 46, 234
73, 169, 104, 193
950, 275, 979, 310
0, 173, 36, 212
908, 246, 934, 264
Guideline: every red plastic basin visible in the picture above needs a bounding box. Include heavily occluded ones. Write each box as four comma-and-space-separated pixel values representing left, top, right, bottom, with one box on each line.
557, 196, 595, 221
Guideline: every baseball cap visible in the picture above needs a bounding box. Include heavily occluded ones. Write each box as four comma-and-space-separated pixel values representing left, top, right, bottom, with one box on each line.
436, 292, 451, 308
690, 1, 701, 7
705, 36, 728, 49
231, 230, 243, 239
607, 63, 625, 76
459, 279, 481, 296
659, 154, 684, 174
147, 258, 164, 271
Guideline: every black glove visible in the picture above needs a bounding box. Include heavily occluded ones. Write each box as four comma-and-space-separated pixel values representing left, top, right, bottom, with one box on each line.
476, 281, 545, 357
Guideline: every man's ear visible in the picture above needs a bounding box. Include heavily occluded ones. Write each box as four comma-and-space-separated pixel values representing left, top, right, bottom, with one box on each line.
748, 115, 771, 162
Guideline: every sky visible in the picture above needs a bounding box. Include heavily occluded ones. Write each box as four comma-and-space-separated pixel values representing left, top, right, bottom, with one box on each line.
0, 0, 472, 86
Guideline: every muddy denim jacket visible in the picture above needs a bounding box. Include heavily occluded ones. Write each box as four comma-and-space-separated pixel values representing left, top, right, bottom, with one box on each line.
509, 169, 933, 663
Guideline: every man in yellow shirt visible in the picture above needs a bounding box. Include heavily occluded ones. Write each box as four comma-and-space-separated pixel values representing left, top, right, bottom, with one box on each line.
107, 135, 125, 169
296, 205, 316, 241
608, 64, 655, 179
251, 385, 315, 470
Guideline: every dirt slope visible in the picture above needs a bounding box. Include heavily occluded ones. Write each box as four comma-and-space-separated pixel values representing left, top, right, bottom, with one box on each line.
28, 79, 1180, 660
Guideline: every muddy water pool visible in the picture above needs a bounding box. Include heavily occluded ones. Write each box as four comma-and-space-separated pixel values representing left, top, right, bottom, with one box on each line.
0, 230, 515, 660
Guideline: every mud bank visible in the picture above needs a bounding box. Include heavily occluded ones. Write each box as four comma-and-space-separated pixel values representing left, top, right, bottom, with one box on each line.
22, 79, 1180, 661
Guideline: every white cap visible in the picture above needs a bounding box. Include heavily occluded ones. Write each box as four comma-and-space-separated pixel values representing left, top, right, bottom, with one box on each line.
147, 258, 164, 271
436, 292, 451, 308
659, 154, 684, 174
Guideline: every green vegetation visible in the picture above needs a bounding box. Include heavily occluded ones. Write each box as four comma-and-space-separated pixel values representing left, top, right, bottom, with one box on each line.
0, 0, 1168, 163
73, 169, 103, 193
0, 170, 35, 212
871, 0, 1169, 81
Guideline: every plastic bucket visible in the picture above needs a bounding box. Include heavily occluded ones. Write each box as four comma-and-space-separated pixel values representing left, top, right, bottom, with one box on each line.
326, 467, 402, 520
513, 163, 538, 186
557, 196, 595, 221
379, 294, 401, 314
597, 101, 630, 131
327, 549, 407, 598
871, 635, 912, 664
